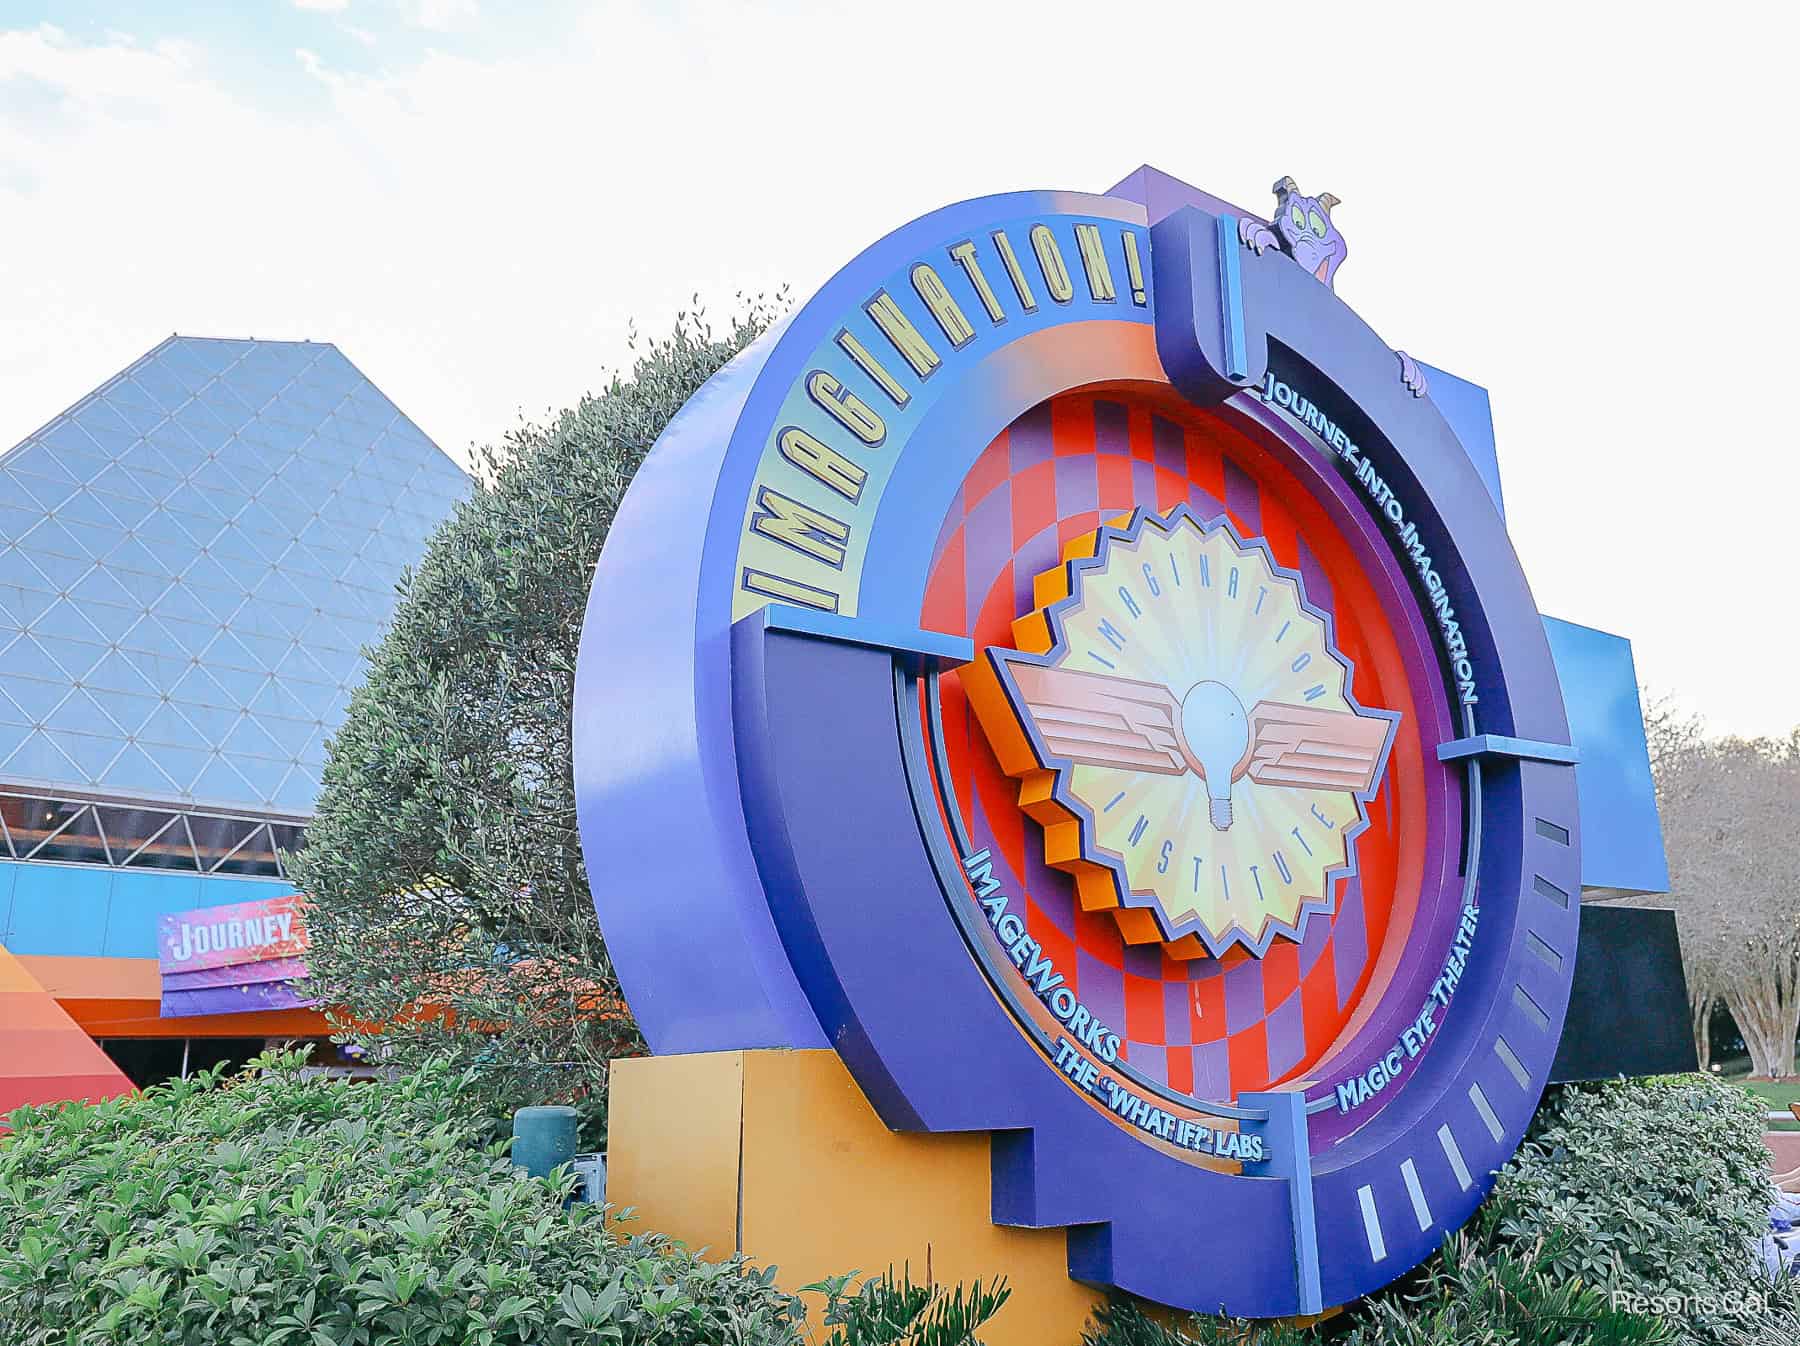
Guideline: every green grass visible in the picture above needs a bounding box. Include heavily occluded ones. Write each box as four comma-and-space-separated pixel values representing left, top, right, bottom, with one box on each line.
1739, 1078, 1800, 1130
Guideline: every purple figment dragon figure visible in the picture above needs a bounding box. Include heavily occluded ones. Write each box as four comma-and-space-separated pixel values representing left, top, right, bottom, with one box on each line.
1239, 177, 1428, 397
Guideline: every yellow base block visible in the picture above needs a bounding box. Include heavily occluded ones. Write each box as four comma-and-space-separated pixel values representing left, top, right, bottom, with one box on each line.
608, 1048, 1104, 1346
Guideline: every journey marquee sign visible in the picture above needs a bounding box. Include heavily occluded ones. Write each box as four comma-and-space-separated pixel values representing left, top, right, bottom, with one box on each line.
574, 169, 1583, 1319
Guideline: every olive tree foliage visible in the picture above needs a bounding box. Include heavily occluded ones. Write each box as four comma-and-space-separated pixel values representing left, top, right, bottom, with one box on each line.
290, 299, 783, 1130
1648, 693, 1800, 1078
1642, 694, 1721, 1068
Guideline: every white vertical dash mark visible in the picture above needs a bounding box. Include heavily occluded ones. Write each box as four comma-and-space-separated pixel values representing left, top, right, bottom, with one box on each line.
1494, 1036, 1530, 1089
1357, 1184, 1387, 1262
1400, 1158, 1432, 1231
1470, 1082, 1503, 1141
1438, 1124, 1472, 1191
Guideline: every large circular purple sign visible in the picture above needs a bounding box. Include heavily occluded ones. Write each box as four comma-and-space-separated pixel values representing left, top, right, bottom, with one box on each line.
574, 181, 1581, 1316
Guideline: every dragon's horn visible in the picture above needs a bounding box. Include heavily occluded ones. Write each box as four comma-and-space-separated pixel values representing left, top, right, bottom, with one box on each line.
1318, 192, 1341, 212
1272, 176, 1298, 197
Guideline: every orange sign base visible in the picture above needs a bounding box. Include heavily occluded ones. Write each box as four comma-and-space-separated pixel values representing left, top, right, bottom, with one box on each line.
606, 1049, 1104, 1345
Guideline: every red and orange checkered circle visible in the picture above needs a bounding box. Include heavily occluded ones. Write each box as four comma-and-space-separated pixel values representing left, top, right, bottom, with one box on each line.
922, 390, 1431, 1102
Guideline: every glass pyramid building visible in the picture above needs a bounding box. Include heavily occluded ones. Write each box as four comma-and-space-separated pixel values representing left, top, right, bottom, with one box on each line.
0, 336, 466, 943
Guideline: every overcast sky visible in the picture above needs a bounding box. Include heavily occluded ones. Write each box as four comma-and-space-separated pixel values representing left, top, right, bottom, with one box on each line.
2, 2, 1794, 737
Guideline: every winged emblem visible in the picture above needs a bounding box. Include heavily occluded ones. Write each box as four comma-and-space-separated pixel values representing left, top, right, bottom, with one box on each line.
1002, 659, 1390, 831
961, 503, 1399, 959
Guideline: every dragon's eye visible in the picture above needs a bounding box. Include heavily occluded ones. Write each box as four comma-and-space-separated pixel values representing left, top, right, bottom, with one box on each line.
1289, 205, 1305, 231
1309, 210, 1327, 238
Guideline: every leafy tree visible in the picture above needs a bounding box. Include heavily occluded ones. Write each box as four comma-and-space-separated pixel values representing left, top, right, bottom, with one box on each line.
290, 299, 782, 1135
1640, 693, 1723, 1066
1652, 717, 1800, 1078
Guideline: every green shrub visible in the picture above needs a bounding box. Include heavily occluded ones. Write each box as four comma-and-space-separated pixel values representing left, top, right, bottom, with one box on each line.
0, 1053, 1019, 1345
1083, 1076, 1781, 1346
1342, 1231, 1672, 1346
1487, 1075, 1775, 1345
0, 1050, 802, 1345
1083, 1231, 1672, 1345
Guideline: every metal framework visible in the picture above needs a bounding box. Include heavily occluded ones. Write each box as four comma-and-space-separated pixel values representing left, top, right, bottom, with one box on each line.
0, 786, 305, 878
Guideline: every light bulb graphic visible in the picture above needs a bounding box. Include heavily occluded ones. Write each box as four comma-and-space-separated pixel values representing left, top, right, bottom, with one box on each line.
1179, 680, 1250, 830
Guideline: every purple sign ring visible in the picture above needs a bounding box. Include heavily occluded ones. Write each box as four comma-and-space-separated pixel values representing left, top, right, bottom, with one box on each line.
575, 186, 1580, 1316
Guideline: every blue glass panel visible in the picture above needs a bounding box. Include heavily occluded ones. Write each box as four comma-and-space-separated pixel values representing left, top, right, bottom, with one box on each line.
75, 423, 139, 460
118, 463, 180, 506
0, 589, 51, 634
68, 602, 139, 645
30, 599, 102, 644
120, 646, 187, 688
0, 690, 30, 729
255, 714, 314, 757
171, 664, 232, 704
161, 339, 227, 383
100, 395, 164, 437
1, 499, 43, 543
208, 664, 263, 701
259, 603, 308, 640
138, 702, 204, 748
198, 873, 289, 908
155, 423, 215, 473
43, 729, 122, 779
104, 869, 204, 956
0, 673, 66, 721
154, 614, 220, 659
197, 384, 254, 424
75, 397, 135, 439
101, 744, 183, 797
0, 633, 67, 686
5, 862, 111, 956
152, 583, 220, 628
101, 535, 175, 579
170, 401, 231, 450
0, 863, 18, 942
171, 701, 240, 744
29, 634, 103, 681
70, 567, 138, 607
87, 690, 160, 738
3, 336, 467, 811
0, 729, 78, 781
42, 691, 122, 736
248, 678, 313, 721
211, 524, 271, 568
190, 586, 249, 627
206, 632, 260, 673
222, 716, 284, 758
61, 518, 123, 562
271, 767, 319, 813
142, 744, 211, 792
174, 553, 243, 594
19, 518, 90, 562
129, 506, 197, 557
224, 755, 286, 800
4, 441, 79, 484
130, 359, 194, 412
189, 756, 255, 805
53, 489, 123, 533
232, 630, 289, 672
